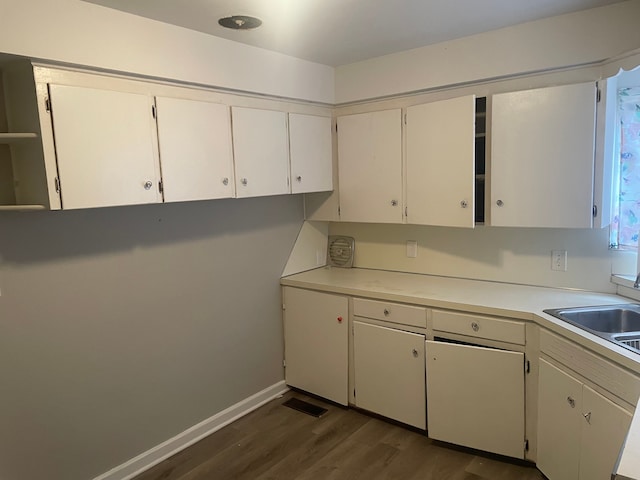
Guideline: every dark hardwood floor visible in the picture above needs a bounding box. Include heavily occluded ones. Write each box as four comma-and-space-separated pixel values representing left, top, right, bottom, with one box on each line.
134, 391, 545, 480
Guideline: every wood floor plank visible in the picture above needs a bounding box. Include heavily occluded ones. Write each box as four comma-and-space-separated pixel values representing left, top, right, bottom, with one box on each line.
466, 455, 544, 480
255, 403, 370, 479
133, 391, 547, 480
133, 421, 247, 480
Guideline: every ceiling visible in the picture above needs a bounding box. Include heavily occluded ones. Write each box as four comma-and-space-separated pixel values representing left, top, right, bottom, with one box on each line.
83, 0, 626, 67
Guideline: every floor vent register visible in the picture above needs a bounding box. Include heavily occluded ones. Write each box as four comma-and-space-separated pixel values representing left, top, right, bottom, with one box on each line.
282, 398, 328, 418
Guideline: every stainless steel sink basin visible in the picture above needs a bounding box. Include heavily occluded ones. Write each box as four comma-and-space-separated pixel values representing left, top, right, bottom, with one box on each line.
543, 304, 640, 354
546, 306, 640, 333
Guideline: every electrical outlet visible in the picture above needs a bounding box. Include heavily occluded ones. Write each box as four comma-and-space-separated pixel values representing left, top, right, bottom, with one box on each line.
551, 250, 567, 271
406, 240, 418, 258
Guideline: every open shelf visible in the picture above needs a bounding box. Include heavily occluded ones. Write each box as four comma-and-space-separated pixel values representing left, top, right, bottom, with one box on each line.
0, 132, 38, 143
0, 204, 46, 211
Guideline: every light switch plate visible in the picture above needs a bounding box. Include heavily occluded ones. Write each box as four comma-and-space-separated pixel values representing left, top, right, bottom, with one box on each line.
407, 240, 418, 258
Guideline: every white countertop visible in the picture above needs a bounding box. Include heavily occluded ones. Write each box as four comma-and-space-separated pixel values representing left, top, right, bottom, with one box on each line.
280, 267, 640, 479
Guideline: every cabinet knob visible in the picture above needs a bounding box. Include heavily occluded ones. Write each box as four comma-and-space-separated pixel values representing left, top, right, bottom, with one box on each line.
460, 200, 468, 208
390, 200, 398, 207
583, 412, 591, 423
383, 308, 390, 316
412, 349, 419, 358
222, 177, 229, 186
241, 178, 248, 186
471, 322, 480, 332
296, 175, 302, 182
567, 396, 576, 408
496, 199, 504, 207
337, 316, 343, 323
144, 181, 153, 190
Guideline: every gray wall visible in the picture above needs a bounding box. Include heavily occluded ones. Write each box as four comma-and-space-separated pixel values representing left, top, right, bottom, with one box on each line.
0, 195, 304, 480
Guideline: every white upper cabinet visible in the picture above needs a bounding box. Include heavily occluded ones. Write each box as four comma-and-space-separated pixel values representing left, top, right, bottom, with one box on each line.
231, 107, 289, 198
48, 84, 161, 209
337, 109, 403, 223
406, 95, 476, 227
490, 82, 597, 228
289, 113, 332, 194
155, 97, 234, 202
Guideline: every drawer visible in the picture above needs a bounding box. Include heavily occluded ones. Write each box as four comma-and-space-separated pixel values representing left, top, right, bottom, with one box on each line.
352, 298, 427, 328
432, 309, 525, 345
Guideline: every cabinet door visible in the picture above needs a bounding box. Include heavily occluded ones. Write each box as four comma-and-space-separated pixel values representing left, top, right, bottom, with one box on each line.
406, 96, 475, 227
337, 109, 403, 223
232, 107, 289, 198
354, 321, 425, 428
490, 82, 596, 227
289, 113, 332, 194
579, 385, 632, 480
426, 340, 525, 458
537, 358, 582, 480
283, 287, 348, 405
48, 84, 161, 209
155, 97, 234, 202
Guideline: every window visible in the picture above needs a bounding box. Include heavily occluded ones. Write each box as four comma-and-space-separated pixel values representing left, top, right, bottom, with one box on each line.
610, 86, 640, 250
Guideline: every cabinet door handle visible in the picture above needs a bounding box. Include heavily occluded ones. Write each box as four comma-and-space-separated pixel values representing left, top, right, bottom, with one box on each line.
496, 199, 504, 207
391, 200, 398, 207
296, 175, 302, 182
241, 178, 248, 186
144, 181, 153, 190
412, 349, 419, 358
460, 200, 468, 208
583, 412, 591, 423
567, 396, 576, 408
222, 177, 229, 186
471, 322, 480, 332
337, 316, 343, 323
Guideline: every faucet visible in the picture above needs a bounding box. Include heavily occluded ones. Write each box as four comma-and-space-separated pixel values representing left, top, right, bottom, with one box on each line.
634, 273, 640, 289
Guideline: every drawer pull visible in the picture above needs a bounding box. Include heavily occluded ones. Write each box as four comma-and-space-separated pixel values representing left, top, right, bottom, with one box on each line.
383, 309, 390, 316
471, 322, 480, 332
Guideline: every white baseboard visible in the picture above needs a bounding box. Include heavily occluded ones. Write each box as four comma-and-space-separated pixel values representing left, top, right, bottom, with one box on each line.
94, 381, 289, 480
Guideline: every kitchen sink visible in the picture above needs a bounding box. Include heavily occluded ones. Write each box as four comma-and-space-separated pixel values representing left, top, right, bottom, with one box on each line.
543, 304, 640, 354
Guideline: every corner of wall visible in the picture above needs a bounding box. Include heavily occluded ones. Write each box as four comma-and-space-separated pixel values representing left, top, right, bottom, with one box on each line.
281, 221, 329, 277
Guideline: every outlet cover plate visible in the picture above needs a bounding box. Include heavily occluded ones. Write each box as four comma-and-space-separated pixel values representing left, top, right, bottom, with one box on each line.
551, 250, 567, 271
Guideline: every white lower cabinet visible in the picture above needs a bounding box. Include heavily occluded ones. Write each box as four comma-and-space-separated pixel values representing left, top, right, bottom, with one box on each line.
283, 287, 349, 405
353, 321, 426, 429
537, 358, 633, 480
281, 287, 637, 479
425, 340, 525, 458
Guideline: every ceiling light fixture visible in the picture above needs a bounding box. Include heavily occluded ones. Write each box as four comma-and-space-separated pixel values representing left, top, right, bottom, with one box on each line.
218, 15, 262, 30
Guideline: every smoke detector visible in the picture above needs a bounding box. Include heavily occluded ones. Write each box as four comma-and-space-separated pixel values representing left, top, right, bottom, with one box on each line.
218, 15, 262, 30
